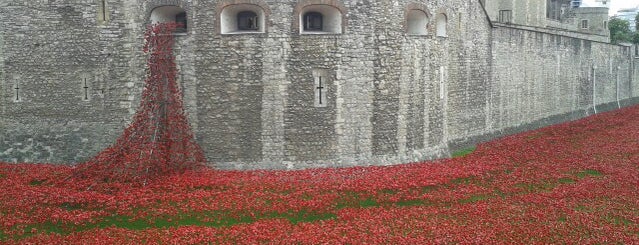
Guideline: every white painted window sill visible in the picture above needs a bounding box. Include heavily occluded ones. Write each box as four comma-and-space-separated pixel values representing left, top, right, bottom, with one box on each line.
222, 31, 266, 35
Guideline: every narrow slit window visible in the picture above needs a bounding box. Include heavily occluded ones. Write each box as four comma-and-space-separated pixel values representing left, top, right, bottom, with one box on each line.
439, 66, 446, 99
13, 81, 21, 102
101, 0, 107, 21
237, 11, 259, 30
83, 78, 89, 101
304, 12, 324, 31
313, 70, 328, 108
98, 0, 109, 24
81, 75, 91, 101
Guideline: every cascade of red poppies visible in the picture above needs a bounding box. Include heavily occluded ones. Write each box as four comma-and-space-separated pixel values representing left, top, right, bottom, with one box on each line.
75, 23, 205, 184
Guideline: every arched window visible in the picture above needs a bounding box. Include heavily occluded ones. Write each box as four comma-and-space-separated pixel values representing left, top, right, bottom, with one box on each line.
150, 6, 188, 33
407, 9, 429, 35
237, 11, 259, 30
220, 4, 266, 34
436, 13, 447, 37
298, 4, 343, 34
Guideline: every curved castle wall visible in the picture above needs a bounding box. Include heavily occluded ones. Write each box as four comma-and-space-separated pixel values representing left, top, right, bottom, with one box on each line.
0, 0, 637, 169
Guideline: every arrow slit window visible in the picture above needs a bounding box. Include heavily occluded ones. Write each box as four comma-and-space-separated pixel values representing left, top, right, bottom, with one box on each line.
313, 69, 329, 108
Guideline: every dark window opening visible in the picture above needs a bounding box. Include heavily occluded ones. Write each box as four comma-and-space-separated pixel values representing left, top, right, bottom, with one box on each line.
175, 12, 187, 32
499, 10, 512, 23
304, 12, 323, 31
237, 11, 259, 30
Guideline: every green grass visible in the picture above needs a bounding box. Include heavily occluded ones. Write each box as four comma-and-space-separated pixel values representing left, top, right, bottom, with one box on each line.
358, 198, 379, 208
395, 199, 429, 207
557, 215, 568, 222
526, 132, 545, 140
574, 205, 592, 212
458, 194, 491, 204
604, 215, 633, 226
380, 189, 398, 195
558, 178, 576, 184
285, 211, 337, 224
7, 209, 340, 241
451, 177, 475, 185
421, 185, 438, 193
452, 147, 477, 158
494, 189, 507, 199
59, 202, 83, 211
29, 179, 46, 186
515, 182, 557, 193
335, 192, 380, 209
576, 169, 603, 178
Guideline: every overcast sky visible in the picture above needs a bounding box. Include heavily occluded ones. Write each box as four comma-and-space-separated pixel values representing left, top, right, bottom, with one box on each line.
589, 0, 639, 15
582, 0, 638, 15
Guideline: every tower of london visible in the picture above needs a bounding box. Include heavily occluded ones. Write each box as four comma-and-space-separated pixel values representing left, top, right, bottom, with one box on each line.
1, 0, 637, 169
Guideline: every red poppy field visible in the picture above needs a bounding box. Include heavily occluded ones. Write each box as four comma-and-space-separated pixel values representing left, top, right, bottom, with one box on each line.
1, 105, 639, 244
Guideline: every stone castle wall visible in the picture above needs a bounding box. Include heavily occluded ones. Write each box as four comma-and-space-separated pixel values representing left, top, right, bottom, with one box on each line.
484, 24, 636, 143
0, 0, 637, 169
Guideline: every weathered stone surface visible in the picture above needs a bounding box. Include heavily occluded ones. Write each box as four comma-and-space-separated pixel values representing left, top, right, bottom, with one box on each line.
0, 0, 638, 169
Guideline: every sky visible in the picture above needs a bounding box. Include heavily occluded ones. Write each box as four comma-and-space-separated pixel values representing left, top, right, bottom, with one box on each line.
609, 0, 639, 15
581, 0, 639, 15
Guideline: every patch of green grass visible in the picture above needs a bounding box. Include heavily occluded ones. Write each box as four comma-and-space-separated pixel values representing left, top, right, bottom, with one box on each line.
59, 202, 83, 211
558, 215, 568, 222
380, 189, 398, 195
0, 230, 6, 241
515, 182, 557, 193
301, 193, 314, 200
576, 169, 603, 179
452, 147, 477, 158
458, 194, 491, 204
574, 205, 592, 212
451, 177, 475, 185
526, 132, 545, 140
15, 208, 340, 240
358, 198, 379, 208
285, 211, 337, 224
494, 189, 507, 199
97, 215, 152, 230
421, 185, 437, 193
29, 179, 46, 186
335, 192, 379, 209
606, 216, 633, 226
395, 199, 428, 207
558, 178, 576, 184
